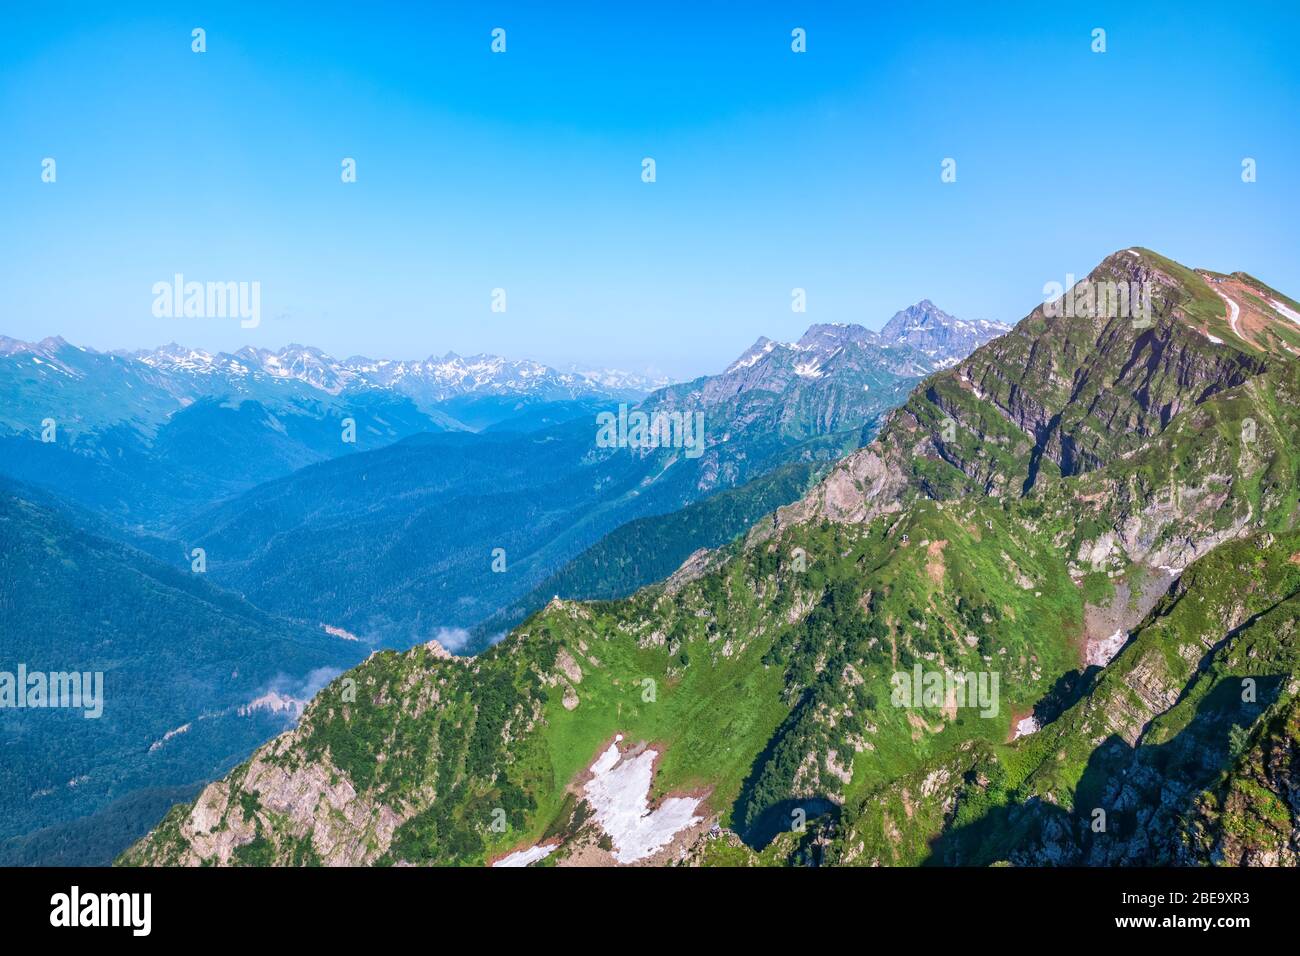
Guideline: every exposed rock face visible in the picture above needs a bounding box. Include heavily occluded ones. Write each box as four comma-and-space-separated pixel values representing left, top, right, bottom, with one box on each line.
132, 721, 409, 866
554, 647, 584, 684
914, 253, 1267, 483
1184, 697, 1300, 866
777, 250, 1284, 588
424, 638, 453, 660
803, 445, 911, 524
664, 547, 717, 594
749, 442, 911, 542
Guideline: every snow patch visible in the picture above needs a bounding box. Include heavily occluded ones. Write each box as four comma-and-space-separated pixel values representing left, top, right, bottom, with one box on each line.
1013, 715, 1040, 739
1213, 288, 1242, 339
492, 843, 557, 867
1268, 298, 1300, 327
726, 340, 776, 372
582, 738, 701, 864
1087, 629, 1129, 667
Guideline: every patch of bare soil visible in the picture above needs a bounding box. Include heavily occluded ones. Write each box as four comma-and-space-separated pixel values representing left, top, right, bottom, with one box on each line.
1079, 566, 1177, 666
1006, 707, 1031, 744
925, 539, 947, 586
1220, 277, 1281, 349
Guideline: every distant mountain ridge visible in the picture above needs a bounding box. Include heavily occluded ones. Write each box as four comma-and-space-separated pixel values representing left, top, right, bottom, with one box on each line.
722, 300, 1009, 382
1, 297, 992, 434
0, 337, 672, 526
0, 301, 994, 532
0, 335, 667, 439
124, 342, 669, 402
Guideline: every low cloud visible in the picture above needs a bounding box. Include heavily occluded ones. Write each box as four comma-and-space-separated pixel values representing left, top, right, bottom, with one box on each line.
429, 627, 473, 652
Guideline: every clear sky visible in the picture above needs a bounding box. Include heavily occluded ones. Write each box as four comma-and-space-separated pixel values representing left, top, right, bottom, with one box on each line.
2, 1, 1297, 378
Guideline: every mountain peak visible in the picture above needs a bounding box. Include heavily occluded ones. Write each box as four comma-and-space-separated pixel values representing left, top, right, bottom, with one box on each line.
717, 306, 1009, 383
881, 300, 958, 334
724, 336, 778, 373
795, 323, 878, 353
877, 301, 1009, 366
0, 335, 76, 357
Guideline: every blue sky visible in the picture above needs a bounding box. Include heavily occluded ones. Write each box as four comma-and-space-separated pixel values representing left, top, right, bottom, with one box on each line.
2, 1, 1297, 378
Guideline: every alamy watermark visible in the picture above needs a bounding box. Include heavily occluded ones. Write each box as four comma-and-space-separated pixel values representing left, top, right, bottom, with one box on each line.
1042, 275, 1152, 327
0, 665, 103, 718
890, 664, 1000, 718
596, 404, 705, 459
151, 274, 261, 328
50, 886, 150, 936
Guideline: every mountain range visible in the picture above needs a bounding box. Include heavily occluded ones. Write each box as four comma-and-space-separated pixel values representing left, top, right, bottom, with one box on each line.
0, 312, 986, 530
125, 342, 669, 403
121, 248, 1300, 867
2, 300, 1004, 864
153, 314, 964, 648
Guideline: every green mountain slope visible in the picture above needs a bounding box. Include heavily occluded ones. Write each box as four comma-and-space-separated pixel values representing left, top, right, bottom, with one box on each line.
1183, 693, 1300, 866
534, 460, 833, 602
830, 530, 1300, 866
471, 458, 835, 640
123, 249, 1300, 866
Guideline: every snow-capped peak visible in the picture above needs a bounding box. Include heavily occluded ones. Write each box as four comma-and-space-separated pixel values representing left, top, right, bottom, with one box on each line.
117, 341, 671, 401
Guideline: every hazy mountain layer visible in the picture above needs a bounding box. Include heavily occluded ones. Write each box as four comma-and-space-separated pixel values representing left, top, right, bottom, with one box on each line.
172, 316, 935, 646
0, 481, 364, 856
